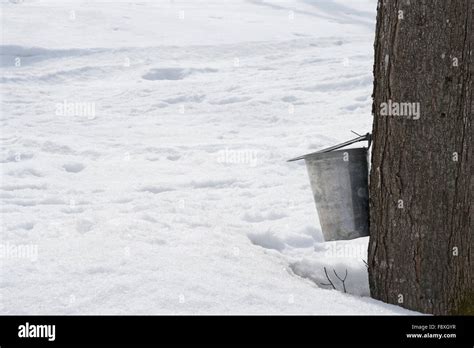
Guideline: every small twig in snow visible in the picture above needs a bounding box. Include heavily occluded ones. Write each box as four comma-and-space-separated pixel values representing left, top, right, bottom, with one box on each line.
320, 267, 336, 290
333, 269, 348, 293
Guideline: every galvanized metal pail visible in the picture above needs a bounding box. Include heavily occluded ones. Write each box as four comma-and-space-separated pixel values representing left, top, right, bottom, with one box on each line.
288, 133, 371, 241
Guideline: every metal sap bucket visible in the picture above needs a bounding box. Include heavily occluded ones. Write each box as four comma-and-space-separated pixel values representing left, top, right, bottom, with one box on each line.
288, 133, 371, 241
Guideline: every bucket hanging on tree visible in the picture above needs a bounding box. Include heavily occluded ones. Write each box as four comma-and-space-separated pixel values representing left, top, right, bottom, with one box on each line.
288, 133, 371, 241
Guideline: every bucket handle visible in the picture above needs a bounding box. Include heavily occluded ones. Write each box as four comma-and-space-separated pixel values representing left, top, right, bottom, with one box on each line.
288, 132, 372, 162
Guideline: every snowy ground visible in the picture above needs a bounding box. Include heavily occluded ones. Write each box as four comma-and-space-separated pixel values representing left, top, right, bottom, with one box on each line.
0, 0, 416, 314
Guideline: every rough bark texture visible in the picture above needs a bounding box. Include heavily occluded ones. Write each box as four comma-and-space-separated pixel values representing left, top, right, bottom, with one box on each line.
369, 0, 473, 315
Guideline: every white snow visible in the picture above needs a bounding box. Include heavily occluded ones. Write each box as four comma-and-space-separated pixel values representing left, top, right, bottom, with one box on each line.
0, 0, 417, 314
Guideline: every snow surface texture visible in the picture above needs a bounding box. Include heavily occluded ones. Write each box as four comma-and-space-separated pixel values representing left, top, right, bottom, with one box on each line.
1, 0, 416, 314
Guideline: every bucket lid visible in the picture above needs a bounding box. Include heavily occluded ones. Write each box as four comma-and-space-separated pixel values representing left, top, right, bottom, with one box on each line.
288, 132, 371, 162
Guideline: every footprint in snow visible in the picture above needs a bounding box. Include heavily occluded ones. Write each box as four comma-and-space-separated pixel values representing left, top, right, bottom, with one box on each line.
63, 162, 85, 173
142, 67, 217, 81
247, 231, 285, 252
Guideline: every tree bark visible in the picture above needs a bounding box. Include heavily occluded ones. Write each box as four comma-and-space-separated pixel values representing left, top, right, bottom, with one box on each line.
369, 0, 473, 315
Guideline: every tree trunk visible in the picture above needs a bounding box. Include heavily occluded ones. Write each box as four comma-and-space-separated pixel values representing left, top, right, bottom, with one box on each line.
368, 0, 472, 315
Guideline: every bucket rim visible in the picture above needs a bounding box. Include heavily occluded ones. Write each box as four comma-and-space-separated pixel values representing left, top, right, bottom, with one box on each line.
287, 133, 371, 162
289, 147, 368, 162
